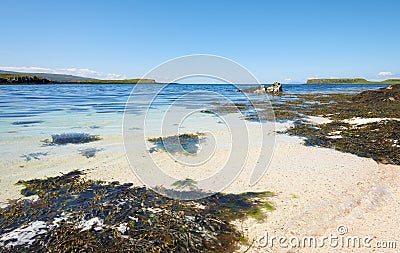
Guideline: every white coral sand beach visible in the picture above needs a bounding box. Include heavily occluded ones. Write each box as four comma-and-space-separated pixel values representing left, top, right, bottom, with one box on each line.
1, 117, 398, 252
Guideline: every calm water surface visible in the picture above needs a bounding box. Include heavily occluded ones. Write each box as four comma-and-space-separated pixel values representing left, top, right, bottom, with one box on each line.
0, 83, 388, 156
0, 83, 387, 119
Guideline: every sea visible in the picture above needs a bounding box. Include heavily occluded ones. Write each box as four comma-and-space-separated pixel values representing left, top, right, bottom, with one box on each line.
0, 83, 388, 163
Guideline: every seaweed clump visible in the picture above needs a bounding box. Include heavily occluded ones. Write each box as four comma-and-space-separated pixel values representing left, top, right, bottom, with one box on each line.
0, 171, 275, 252
43, 133, 101, 145
286, 120, 400, 165
148, 133, 203, 154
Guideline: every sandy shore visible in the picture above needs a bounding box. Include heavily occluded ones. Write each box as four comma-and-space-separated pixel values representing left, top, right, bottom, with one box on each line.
1, 119, 399, 252
233, 142, 399, 252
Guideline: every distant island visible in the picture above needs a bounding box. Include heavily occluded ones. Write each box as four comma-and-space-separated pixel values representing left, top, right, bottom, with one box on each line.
307, 78, 400, 85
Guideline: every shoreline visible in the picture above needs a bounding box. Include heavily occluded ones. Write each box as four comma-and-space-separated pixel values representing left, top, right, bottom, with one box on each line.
1, 85, 399, 252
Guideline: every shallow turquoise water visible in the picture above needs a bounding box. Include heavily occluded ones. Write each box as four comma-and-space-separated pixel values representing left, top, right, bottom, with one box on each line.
0, 83, 388, 160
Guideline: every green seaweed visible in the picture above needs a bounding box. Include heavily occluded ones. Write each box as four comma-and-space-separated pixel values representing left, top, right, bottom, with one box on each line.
263, 202, 276, 212
246, 208, 266, 221
290, 194, 299, 199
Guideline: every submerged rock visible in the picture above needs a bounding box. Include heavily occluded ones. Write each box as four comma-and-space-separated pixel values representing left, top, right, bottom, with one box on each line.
148, 133, 203, 154
43, 133, 101, 145
78, 147, 103, 158
21, 152, 48, 162
12, 120, 44, 126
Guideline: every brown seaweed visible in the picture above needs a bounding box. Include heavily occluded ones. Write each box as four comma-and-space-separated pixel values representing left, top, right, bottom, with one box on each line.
0, 171, 275, 252
286, 120, 400, 165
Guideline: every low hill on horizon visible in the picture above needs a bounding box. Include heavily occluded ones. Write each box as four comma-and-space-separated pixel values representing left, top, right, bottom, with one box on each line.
307, 78, 400, 85
0, 71, 157, 84
0, 70, 94, 82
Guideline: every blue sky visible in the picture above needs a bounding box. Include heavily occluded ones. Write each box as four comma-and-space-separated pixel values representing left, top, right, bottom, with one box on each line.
1, 0, 399, 83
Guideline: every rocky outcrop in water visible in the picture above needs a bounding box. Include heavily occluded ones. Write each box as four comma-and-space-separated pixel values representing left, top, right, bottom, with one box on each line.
237, 82, 282, 94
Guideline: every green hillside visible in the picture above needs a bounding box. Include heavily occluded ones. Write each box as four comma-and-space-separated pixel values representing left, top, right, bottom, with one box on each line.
0, 74, 55, 84
0, 70, 93, 82
0, 73, 157, 85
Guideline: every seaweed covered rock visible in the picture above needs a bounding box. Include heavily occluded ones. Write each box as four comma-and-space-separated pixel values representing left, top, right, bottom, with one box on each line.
352, 85, 400, 103
0, 171, 275, 252
286, 120, 400, 165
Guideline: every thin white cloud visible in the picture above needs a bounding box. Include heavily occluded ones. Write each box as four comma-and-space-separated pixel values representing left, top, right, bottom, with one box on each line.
0, 66, 53, 73
283, 78, 304, 84
0, 66, 126, 80
378, 71, 393, 77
